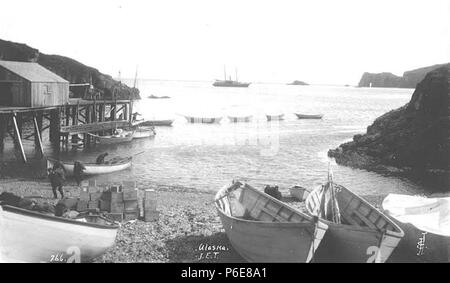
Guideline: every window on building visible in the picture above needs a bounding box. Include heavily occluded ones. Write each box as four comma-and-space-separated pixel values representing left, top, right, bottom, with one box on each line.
44, 84, 52, 95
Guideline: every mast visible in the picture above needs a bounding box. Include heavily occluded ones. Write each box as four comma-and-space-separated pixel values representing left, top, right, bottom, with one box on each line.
235, 68, 238, 82
223, 65, 227, 81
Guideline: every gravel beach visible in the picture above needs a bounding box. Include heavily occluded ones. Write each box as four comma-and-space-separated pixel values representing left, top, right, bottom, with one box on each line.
0, 177, 396, 263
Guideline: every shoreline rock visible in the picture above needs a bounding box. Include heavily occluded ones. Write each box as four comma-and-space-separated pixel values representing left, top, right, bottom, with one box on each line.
330, 64, 450, 191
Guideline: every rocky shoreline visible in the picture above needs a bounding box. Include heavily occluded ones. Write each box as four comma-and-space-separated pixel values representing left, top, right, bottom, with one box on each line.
330, 64, 450, 191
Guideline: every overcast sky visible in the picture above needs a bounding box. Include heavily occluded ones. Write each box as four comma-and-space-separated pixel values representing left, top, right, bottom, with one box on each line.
0, 0, 449, 84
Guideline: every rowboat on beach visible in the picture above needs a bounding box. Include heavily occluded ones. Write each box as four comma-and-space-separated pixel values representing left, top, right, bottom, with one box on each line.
132, 126, 156, 139
215, 181, 328, 262
305, 180, 404, 263
227, 116, 253, 123
47, 157, 132, 176
184, 116, 222, 124
0, 205, 118, 263
294, 113, 324, 119
382, 194, 450, 262
266, 114, 284, 121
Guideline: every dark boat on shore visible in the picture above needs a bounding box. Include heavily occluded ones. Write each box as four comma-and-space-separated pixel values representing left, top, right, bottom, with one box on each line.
215, 181, 328, 262
305, 177, 404, 262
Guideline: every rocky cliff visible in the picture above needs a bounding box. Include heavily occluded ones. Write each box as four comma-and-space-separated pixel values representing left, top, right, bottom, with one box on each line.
330, 64, 450, 190
358, 63, 448, 89
0, 39, 140, 100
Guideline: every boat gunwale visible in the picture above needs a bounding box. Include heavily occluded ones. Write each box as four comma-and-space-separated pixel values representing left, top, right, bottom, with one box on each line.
215, 183, 328, 230
1, 205, 119, 230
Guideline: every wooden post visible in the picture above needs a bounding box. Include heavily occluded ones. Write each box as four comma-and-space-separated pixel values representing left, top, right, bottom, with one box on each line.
12, 113, 27, 163
85, 105, 91, 147
71, 105, 78, 143
16, 113, 23, 137
49, 108, 61, 144
33, 113, 44, 158
123, 103, 128, 122
0, 114, 7, 152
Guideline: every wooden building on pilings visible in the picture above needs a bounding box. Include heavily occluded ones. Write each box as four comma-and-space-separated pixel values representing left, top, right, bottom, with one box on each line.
0, 60, 134, 164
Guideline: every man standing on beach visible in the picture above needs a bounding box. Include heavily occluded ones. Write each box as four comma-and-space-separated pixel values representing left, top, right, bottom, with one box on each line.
48, 168, 65, 199
73, 161, 86, 186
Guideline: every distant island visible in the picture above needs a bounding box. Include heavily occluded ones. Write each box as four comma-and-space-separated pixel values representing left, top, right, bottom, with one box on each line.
358, 63, 448, 89
288, 80, 309, 86
0, 38, 140, 100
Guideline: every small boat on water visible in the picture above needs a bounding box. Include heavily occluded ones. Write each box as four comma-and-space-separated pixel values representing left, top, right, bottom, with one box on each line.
295, 113, 324, 119
132, 126, 156, 139
184, 116, 222, 124
305, 179, 404, 263
93, 129, 134, 145
138, 119, 175, 127
266, 114, 284, 121
382, 194, 450, 262
147, 94, 171, 99
0, 205, 118, 263
47, 157, 132, 176
227, 115, 252, 123
215, 181, 328, 262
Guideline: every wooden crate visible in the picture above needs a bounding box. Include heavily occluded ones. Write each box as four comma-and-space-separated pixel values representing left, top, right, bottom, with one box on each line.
111, 191, 124, 202
76, 200, 88, 212
124, 200, 138, 212
88, 200, 99, 209
110, 202, 124, 214
90, 192, 103, 201
99, 199, 111, 212
122, 181, 136, 191
123, 189, 138, 201
110, 185, 122, 193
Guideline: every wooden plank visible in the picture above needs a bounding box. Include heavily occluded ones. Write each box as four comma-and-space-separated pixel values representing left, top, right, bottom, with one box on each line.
353, 210, 377, 230
60, 120, 130, 134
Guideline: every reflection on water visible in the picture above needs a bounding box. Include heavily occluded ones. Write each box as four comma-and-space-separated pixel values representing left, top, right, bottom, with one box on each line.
1, 82, 424, 196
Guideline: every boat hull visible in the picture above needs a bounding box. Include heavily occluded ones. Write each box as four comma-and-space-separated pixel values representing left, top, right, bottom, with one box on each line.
0, 205, 118, 263
227, 116, 252, 123
184, 116, 222, 124
213, 81, 250, 88
266, 114, 284, 121
47, 158, 132, 176
215, 183, 327, 262
98, 135, 133, 145
133, 127, 156, 139
295, 113, 323, 119
140, 120, 174, 127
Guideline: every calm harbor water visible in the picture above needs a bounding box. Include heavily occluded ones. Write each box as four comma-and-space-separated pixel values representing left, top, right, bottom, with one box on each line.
2, 81, 425, 196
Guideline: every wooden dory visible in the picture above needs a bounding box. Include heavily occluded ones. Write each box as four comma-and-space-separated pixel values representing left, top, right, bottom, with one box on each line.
0, 205, 118, 263
305, 182, 404, 263
133, 126, 156, 139
47, 157, 132, 176
382, 194, 450, 262
136, 119, 175, 127
184, 116, 222, 124
266, 114, 284, 121
227, 116, 252, 123
295, 113, 324, 119
97, 132, 134, 145
215, 182, 328, 262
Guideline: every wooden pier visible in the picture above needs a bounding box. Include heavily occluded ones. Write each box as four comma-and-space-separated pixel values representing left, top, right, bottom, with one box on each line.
0, 98, 134, 163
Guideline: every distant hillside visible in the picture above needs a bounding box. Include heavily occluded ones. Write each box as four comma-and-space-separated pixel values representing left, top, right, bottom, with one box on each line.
0, 39, 140, 100
358, 63, 448, 88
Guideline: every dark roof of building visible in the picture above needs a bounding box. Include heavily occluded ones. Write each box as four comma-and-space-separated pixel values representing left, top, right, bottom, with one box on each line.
0, 60, 69, 83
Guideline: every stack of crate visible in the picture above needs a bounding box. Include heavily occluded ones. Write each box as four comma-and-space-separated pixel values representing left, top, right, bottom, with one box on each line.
77, 180, 101, 211
144, 189, 159, 222
122, 181, 139, 221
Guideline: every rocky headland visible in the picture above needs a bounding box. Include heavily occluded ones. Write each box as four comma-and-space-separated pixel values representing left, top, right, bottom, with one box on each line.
358, 63, 448, 89
0, 39, 140, 100
288, 80, 309, 86
330, 64, 450, 191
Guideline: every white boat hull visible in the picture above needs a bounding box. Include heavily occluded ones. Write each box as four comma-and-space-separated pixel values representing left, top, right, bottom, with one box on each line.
47, 158, 132, 176
266, 114, 284, 121
184, 116, 222, 124
0, 206, 117, 263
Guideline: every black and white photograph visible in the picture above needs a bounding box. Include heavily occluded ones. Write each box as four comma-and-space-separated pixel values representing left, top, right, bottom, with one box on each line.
0, 0, 449, 268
